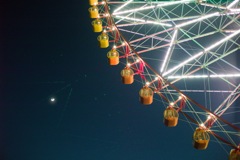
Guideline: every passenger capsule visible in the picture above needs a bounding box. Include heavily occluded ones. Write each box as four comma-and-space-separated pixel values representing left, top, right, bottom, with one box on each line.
163, 107, 179, 127
121, 68, 134, 84
92, 19, 102, 32
97, 32, 109, 48
107, 49, 119, 65
229, 149, 240, 160
193, 128, 210, 150
88, 6, 99, 18
139, 87, 153, 105
89, 0, 98, 6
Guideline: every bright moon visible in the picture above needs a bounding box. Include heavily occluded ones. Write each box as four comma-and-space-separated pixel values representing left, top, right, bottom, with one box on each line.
50, 98, 55, 102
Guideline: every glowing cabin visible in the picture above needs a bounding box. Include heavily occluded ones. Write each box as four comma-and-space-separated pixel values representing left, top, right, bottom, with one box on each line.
88, 6, 99, 19
229, 149, 240, 160
107, 49, 119, 65
139, 87, 153, 105
163, 107, 179, 127
97, 32, 109, 48
121, 68, 134, 84
89, 0, 98, 6
92, 19, 102, 32
193, 128, 210, 150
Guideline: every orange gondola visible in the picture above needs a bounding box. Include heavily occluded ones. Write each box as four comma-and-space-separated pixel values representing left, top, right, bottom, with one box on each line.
139, 87, 153, 105
193, 127, 210, 150
229, 149, 240, 160
107, 49, 119, 65
121, 68, 134, 84
163, 107, 179, 127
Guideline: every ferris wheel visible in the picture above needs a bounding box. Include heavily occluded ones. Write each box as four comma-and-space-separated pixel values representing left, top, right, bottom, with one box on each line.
88, 0, 240, 158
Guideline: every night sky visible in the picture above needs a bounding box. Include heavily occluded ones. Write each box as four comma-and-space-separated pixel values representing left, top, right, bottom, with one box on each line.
1, 0, 234, 159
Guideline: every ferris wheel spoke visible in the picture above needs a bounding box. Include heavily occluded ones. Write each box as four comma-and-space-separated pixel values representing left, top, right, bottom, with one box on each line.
227, 0, 239, 9
161, 30, 178, 73
118, 27, 172, 46
112, 0, 195, 16
177, 30, 218, 44
117, 28, 171, 44
163, 28, 240, 77
176, 12, 220, 28
167, 89, 235, 93
161, 16, 203, 23
203, 49, 240, 71
112, 0, 133, 14
199, 2, 228, 10
214, 86, 240, 116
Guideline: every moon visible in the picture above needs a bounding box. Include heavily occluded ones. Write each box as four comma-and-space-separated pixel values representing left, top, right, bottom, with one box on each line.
50, 97, 56, 103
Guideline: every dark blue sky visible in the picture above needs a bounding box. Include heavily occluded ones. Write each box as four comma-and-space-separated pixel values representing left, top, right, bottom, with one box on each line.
1, 0, 233, 159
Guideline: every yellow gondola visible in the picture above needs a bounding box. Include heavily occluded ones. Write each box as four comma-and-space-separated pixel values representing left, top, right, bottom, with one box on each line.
97, 32, 109, 48
92, 19, 102, 32
89, 0, 98, 6
88, 6, 99, 19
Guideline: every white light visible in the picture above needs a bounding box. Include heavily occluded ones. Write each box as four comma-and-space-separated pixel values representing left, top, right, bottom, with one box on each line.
161, 29, 178, 73
113, 6, 154, 15
227, 0, 239, 9
122, 42, 126, 46
127, 63, 131, 67
178, 96, 182, 100
155, 76, 159, 80
163, 51, 204, 76
113, 0, 133, 13
156, 0, 193, 7
207, 113, 215, 120
207, 115, 211, 120
113, 0, 193, 15
210, 74, 240, 78
115, 15, 145, 22
167, 74, 240, 79
176, 12, 219, 28
205, 29, 240, 51
103, 29, 107, 33
229, 8, 240, 12
167, 75, 208, 79
170, 102, 174, 106
146, 20, 172, 27
146, 82, 150, 86
163, 29, 240, 77
113, 45, 117, 49
101, 1, 105, 4
136, 59, 140, 63
200, 123, 205, 128
115, 15, 171, 27
223, 30, 238, 33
